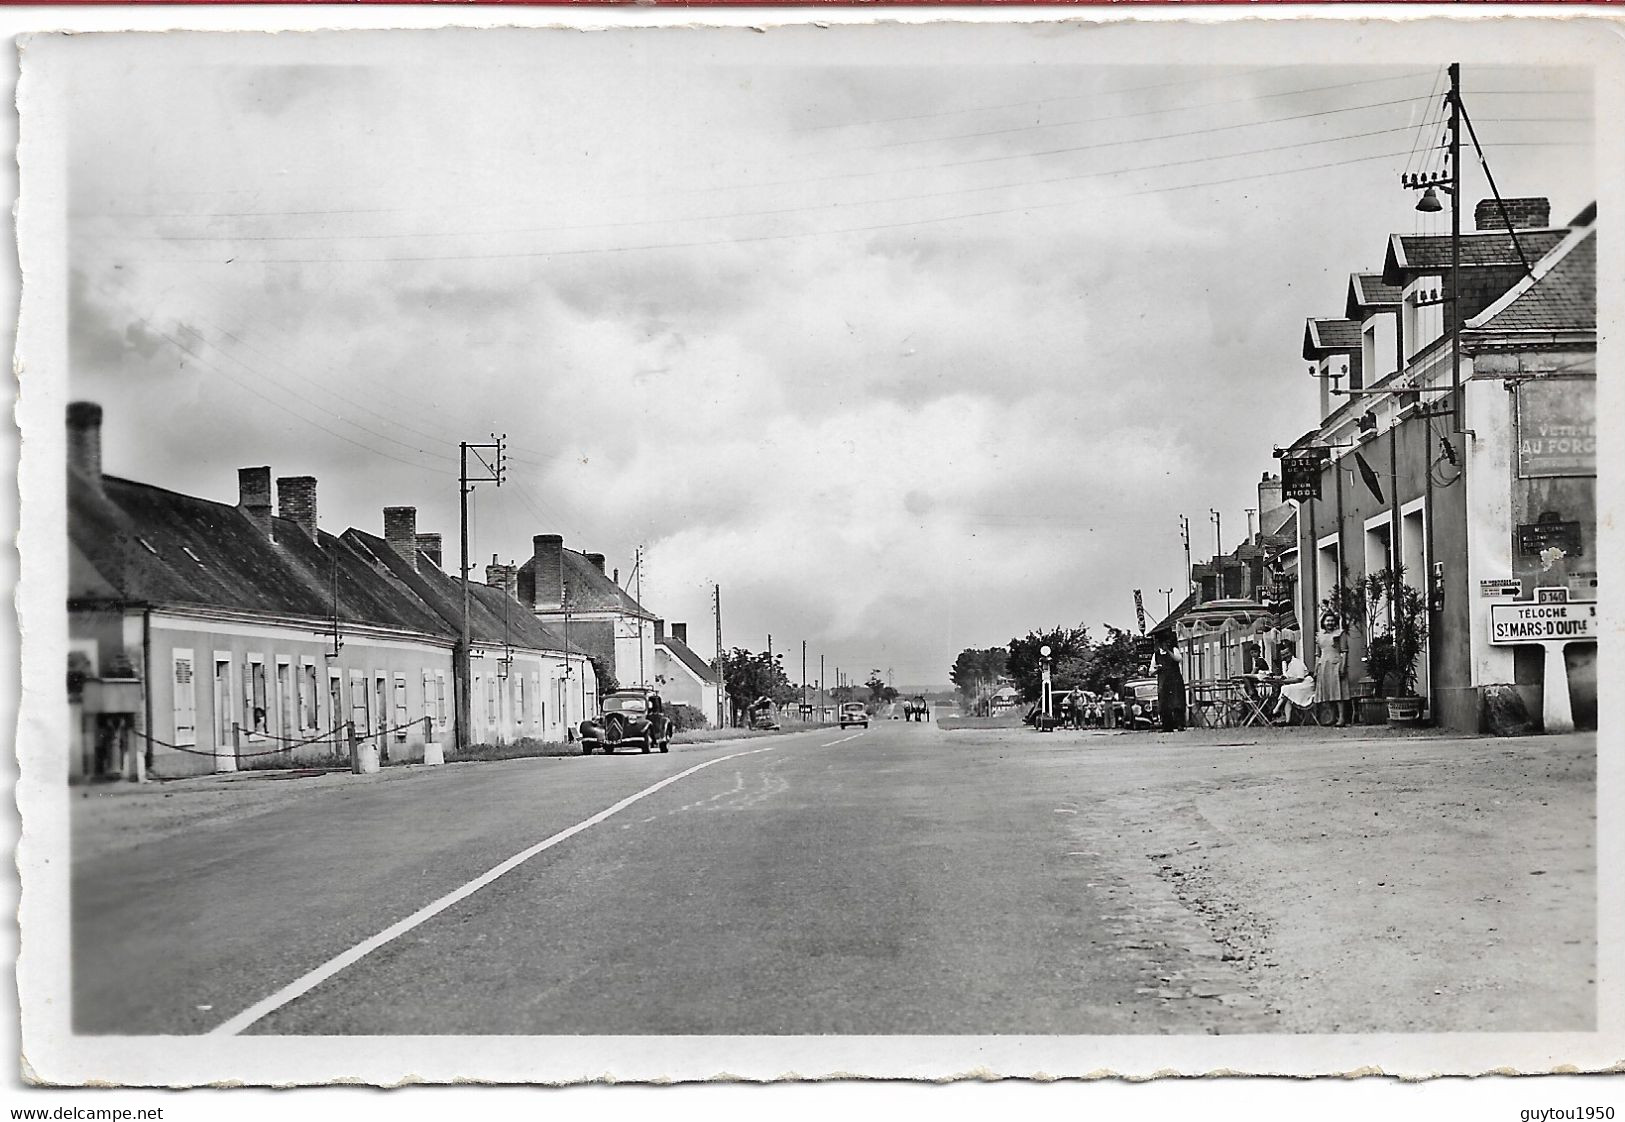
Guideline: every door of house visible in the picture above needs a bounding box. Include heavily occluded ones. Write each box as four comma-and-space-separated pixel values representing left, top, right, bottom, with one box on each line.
328, 673, 345, 754
213, 657, 233, 759
374, 675, 389, 762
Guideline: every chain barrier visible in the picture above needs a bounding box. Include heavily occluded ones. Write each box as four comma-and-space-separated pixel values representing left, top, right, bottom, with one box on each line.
141, 714, 440, 761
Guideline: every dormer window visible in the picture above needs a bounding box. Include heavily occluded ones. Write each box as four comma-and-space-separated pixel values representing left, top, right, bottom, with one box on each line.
1404, 275, 1446, 360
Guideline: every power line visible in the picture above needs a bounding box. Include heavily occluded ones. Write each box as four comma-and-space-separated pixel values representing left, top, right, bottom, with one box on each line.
863, 70, 1439, 151
85, 280, 454, 476
73, 114, 1584, 254
75, 136, 1585, 269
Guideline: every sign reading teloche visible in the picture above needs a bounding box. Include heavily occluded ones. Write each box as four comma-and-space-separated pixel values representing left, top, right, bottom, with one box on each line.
1489, 595, 1596, 645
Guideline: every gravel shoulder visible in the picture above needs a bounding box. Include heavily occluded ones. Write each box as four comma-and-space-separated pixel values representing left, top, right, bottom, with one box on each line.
1000, 726, 1596, 1033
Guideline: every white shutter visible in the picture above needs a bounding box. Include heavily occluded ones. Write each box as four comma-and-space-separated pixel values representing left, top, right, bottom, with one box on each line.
172, 651, 196, 747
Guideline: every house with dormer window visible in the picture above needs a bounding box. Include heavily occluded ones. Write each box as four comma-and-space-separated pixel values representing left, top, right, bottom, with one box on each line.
1287, 197, 1595, 732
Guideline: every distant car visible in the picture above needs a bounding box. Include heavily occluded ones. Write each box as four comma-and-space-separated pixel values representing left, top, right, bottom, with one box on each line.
580, 689, 674, 755
839, 701, 869, 729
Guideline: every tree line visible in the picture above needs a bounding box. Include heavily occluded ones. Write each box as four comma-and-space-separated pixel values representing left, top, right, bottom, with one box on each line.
950, 625, 1155, 708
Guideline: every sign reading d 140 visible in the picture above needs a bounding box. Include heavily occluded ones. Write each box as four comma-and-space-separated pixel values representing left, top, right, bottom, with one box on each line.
1490, 599, 1597, 645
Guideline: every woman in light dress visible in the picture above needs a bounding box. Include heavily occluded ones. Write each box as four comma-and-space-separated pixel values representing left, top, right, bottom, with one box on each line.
1314, 610, 1351, 726
1271, 639, 1316, 722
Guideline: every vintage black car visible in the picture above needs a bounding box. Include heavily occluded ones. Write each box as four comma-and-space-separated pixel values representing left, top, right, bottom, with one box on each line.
580, 689, 675, 754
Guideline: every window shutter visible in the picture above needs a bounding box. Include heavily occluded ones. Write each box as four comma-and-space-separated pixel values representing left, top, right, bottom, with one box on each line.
173, 652, 196, 747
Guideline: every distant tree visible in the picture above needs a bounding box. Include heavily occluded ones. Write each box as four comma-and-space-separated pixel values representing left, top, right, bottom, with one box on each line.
881, 686, 900, 703
1006, 627, 1091, 702
1080, 625, 1149, 695
712, 647, 795, 726
866, 673, 888, 702
588, 655, 619, 697
949, 647, 1008, 705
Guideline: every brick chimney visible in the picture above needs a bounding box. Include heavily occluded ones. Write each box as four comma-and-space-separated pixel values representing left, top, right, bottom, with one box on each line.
587, 552, 606, 573
533, 534, 564, 610
486, 554, 518, 597
1257, 471, 1283, 516
655, 619, 666, 641
276, 476, 318, 542
1475, 196, 1550, 232
672, 622, 688, 645
416, 533, 443, 570
238, 467, 273, 538
66, 402, 104, 488
384, 506, 418, 572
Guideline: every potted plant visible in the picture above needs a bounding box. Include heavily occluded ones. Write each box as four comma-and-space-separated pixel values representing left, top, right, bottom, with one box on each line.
1371, 566, 1429, 724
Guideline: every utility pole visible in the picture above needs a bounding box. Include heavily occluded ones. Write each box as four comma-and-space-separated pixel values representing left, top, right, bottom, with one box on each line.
713, 583, 724, 728
1209, 508, 1222, 558
633, 545, 646, 689
801, 640, 807, 714
1159, 587, 1174, 615
1179, 514, 1192, 596
1448, 62, 1463, 434
820, 653, 825, 723
458, 434, 505, 752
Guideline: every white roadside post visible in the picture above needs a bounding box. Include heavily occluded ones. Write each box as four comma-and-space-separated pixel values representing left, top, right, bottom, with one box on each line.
1487, 588, 1596, 734
1040, 645, 1053, 720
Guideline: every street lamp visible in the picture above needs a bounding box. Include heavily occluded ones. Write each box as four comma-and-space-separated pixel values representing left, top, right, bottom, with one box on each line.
1039, 644, 1053, 720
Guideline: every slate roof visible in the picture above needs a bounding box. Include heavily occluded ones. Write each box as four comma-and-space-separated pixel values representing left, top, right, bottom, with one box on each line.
517, 547, 655, 618
1345, 272, 1403, 319
659, 635, 719, 685
1302, 317, 1363, 359
1382, 228, 1567, 284
69, 471, 450, 638
343, 529, 584, 656
1464, 227, 1596, 335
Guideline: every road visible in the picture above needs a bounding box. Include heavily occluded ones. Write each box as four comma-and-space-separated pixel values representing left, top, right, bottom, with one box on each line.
72, 717, 1595, 1035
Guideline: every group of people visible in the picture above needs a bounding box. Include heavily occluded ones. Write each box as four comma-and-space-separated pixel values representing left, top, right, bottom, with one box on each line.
1149, 610, 1355, 730
1264, 611, 1353, 726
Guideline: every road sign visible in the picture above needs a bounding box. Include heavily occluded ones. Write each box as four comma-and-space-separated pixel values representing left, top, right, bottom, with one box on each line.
1489, 598, 1597, 645
1479, 579, 1522, 600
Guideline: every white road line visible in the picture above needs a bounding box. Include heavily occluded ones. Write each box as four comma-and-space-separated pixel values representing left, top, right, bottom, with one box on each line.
819, 732, 865, 747
209, 742, 783, 1036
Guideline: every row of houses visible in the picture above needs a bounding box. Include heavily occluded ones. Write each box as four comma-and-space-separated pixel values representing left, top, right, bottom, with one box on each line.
67, 403, 720, 779
1152, 195, 1597, 733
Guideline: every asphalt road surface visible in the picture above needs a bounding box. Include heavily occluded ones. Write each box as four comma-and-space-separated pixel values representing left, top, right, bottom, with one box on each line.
72, 718, 1594, 1035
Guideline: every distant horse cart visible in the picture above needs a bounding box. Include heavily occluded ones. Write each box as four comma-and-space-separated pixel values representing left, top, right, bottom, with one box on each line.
903, 696, 930, 722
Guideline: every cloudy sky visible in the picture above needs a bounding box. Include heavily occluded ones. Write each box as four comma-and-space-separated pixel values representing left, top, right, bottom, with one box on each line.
60, 25, 1594, 686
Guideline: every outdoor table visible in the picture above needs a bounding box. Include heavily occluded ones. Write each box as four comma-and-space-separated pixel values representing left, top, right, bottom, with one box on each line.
1229, 676, 1276, 728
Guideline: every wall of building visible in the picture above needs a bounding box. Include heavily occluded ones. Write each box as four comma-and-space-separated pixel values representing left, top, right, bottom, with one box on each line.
1298, 403, 1477, 728
466, 647, 594, 746
138, 613, 455, 776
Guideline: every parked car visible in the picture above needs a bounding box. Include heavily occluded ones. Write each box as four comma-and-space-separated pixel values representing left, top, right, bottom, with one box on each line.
580, 689, 674, 754
1121, 677, 1161, 730
838, 701, 869, 729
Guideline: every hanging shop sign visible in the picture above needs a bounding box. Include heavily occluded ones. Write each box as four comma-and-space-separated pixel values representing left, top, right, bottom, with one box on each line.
1489, 595, 1597, 645
1517, 378, 1596, 478
1479, 579, 1522, 599
1281, 448, 1332, 501
1516, 518, 1583, 558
